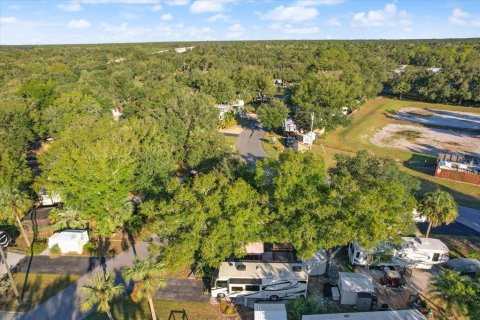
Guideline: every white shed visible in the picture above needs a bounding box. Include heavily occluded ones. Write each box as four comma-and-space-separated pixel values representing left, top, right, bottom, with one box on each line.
338, 272, 374, 305
254, 303, 287, 320
48, 230, 89, 254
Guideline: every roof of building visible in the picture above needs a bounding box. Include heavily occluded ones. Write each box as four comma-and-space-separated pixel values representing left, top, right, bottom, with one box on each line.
49, 230, 88, 242
338, 272, 374, 293
302, 310, 427, 320
254, 303, 287, 320
401, 237, 449, 252
218, 261, 307, 281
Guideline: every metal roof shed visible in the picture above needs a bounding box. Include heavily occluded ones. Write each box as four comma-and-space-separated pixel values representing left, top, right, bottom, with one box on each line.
254, 303, 287, 320
302, 310, 427, 320
338, 272, 374, 305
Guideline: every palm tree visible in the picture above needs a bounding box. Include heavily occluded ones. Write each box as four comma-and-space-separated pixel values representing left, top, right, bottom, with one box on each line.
419, 189, 458, 238
0, 186, 32, 247
122, 256, 167, 320
432, 270, 478, 317
49, 207, 88, 231
80, 271, 124, 320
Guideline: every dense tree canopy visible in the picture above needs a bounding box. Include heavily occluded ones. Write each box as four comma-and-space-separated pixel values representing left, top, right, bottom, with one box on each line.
257, 99, 290, 132
0, 39, 476, 259
328, 151, 420, 250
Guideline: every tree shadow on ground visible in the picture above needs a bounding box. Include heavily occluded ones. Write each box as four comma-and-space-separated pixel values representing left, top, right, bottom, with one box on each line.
403, 153, 437, 176
85, 297, 146, 320
0, 273, 77, 312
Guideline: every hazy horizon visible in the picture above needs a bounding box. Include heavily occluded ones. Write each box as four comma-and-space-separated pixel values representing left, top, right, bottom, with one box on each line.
1, 0, 479, 45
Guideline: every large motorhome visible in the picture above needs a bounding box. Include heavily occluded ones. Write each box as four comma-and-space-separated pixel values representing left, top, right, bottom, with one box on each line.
211, 243, 326, 303
349, 237, 449, 270
211, 261, 308, 303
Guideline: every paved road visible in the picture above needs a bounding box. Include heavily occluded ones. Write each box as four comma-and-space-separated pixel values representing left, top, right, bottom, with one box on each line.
236, 120, 269, 165
457, 205, 480, 234
17, 242, 148, 320
14, 256, 100, 275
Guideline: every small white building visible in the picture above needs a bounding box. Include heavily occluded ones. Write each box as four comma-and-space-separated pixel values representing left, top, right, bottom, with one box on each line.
394, 65, 408, 75
39, 188, 62, 206
303, 310, 427, 320
111, 107, 123, 121
283, 118, 297, 133
338, 272, 374, 305
216, 104, 232, 120
254, 303, 287, 320
426, 67, 442, 73
48, 230, 89, 254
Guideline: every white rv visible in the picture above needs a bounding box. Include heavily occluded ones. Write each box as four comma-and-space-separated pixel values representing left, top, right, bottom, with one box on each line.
393, 237, 449, 269
349, 237, 449, 270
211, 261, 308, 302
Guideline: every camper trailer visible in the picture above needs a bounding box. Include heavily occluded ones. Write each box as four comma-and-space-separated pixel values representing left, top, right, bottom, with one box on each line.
211, 261, 308, 302
393, 237, 449, 269
349, 237, 449, 270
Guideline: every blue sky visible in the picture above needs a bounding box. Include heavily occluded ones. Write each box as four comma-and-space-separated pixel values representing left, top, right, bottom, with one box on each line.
1, 0, 479, 44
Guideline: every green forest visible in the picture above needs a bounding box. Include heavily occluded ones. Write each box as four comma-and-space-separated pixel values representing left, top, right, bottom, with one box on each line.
0, 39, 479, 269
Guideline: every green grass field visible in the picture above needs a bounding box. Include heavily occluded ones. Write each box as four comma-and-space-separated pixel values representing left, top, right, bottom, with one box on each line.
256, 98, 480, 208
313, 98, 480, 208
86, 298, 253, 320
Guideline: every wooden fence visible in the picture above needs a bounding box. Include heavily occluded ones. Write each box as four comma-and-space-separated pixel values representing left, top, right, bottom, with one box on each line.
435, 168, 480, 185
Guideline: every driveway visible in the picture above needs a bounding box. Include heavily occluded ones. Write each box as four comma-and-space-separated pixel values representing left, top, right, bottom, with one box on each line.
236, 120, 269, 165
14, 256, 100, 275
154, 278, 210, 303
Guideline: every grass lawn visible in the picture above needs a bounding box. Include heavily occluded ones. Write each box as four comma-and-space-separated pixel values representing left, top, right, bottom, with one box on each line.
223, 134, 239, 149
86, 298, 254, 320
262, 131, 284, 158
314, 98, 480, 209
0, 273, 79, 312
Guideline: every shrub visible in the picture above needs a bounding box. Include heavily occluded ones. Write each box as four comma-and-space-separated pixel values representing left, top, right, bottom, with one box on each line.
225, 305, 236, 315
83, 241, 97, 255
50, 244, 61, 255
31, 239, 48, 254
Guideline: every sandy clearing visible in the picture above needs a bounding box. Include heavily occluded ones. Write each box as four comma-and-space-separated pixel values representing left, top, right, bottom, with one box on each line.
371, 124, 480, 157
218, 126, 244, 135
394, 107, 480, 130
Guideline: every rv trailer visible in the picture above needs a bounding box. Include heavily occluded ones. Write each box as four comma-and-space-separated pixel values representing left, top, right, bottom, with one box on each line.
349, 237, 449, 270
211, 261, 308, 302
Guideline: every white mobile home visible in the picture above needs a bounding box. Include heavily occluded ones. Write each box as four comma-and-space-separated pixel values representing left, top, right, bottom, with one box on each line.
303, 310, 427, 320
211, 261, 308, 302
349, 237, 449, 270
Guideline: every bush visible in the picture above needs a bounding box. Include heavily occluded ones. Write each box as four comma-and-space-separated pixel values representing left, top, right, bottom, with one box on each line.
287, 296, 326, 320
31, 239, 47, 254
83, 241, 97, 255
49, 244, 61, 255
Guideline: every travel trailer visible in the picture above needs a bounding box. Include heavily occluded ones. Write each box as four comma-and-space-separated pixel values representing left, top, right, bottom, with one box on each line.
349, 237, 449, 270
393, 237, 449, 269
211, 261, 308, 303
